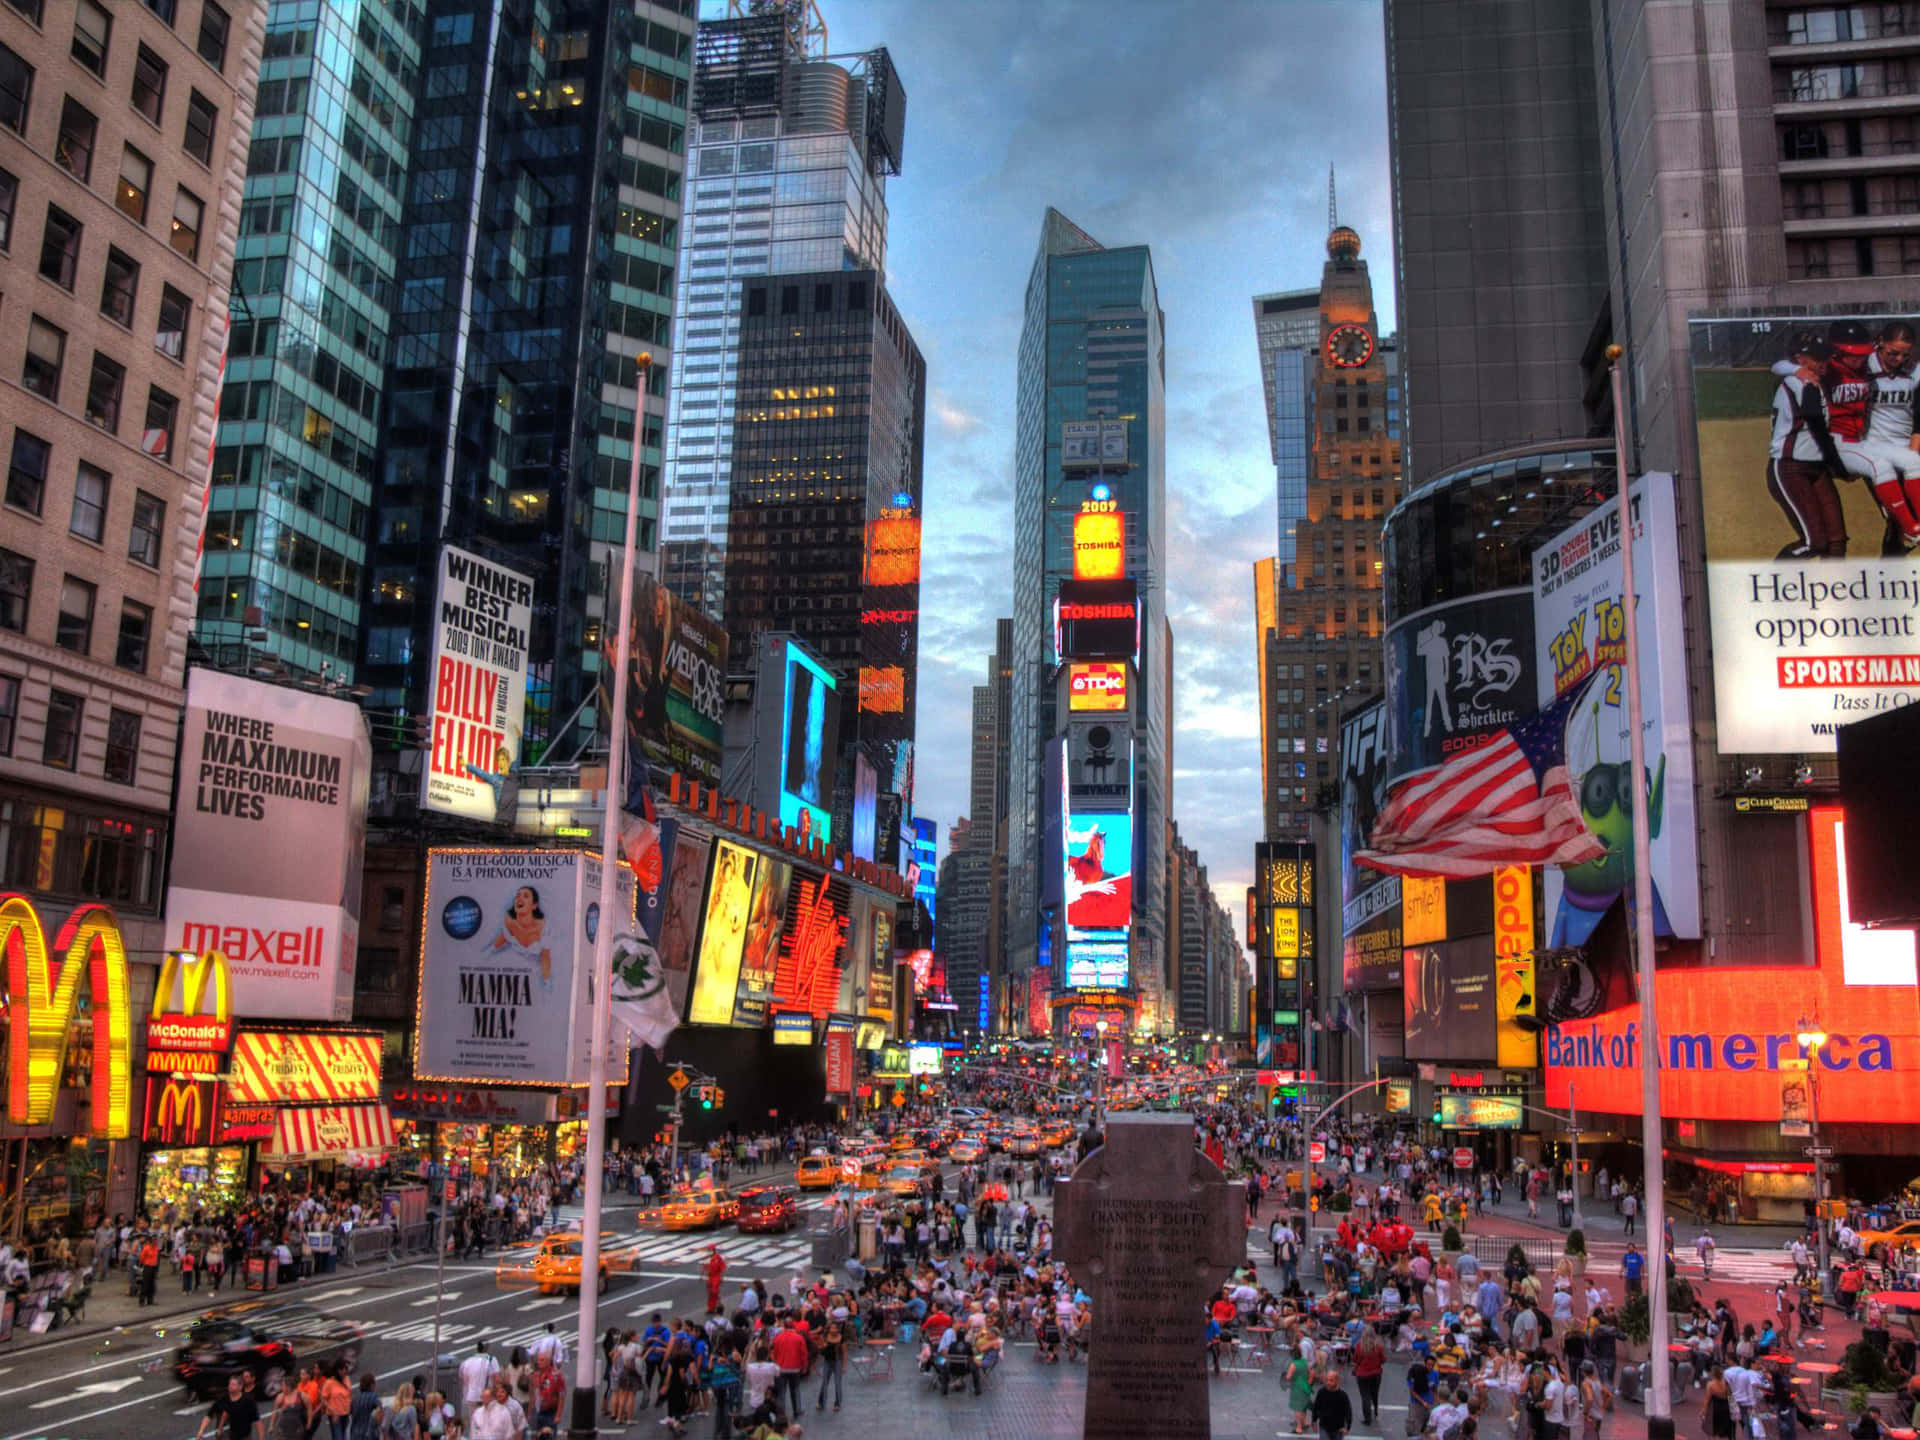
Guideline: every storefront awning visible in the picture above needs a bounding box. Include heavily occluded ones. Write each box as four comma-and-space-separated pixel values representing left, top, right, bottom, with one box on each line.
265, 1104, 395, 1161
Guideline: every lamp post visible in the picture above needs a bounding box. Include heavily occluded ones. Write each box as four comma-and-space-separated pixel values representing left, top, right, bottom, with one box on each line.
1095, 1019, 1110, 1120
1797, 1018, 1830, 1298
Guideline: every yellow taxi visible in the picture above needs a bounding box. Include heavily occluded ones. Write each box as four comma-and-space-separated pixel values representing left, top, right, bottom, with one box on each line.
887, 1132, 921, 1155
661, 1184, 740, 1231
529, 1234, 609, 1296
880, 1164, 930, 1198
1860, 1218, 1920, 1259
841, 1149, 887, 1190
1041, 1123, 1073, 1150
796, 1155, 839, 1191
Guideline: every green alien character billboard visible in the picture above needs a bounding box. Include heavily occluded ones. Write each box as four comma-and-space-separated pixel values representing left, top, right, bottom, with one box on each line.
1530, 473, 1700, 951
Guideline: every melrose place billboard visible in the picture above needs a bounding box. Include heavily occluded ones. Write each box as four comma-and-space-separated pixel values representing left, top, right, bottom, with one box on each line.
1691, 314, 1920, 752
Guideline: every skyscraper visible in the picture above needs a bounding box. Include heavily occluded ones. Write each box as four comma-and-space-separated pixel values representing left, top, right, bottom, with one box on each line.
1008, 208, 1168, 1037
1252, 287, 1318, 582
660, 0, 904, 617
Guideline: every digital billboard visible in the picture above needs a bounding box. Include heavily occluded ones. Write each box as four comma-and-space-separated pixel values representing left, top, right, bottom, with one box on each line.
686, 841, 758, 1026
1055, 578, 1138, 662
1382, 589, 1534, 785
165, 668, 371, 1022
1067, 661, 1129, 712
604, 575, 728, 785
420, 546, 534, 821
1063, 808, 1133, 989
653, 829, 709, 1018
851, 754, 878, 863
1402, 939, 1497, 1062
1339, 699, 1401, 992
1072, 506, 1126, 580
1547, 807, 1920, 1122
1438, 1091, 1524, 1130
729, 855, 792, 1027
772, 873, 852, 1019
780, 641, 839, 844
1690, 314, 1920, 753
1532, 472, 1701, 944
863, 511, 921, 587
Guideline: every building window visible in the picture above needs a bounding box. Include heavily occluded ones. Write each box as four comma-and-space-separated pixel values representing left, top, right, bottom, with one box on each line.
42, 690, 82, 769
142, 386, 176, 462
71, 1, 111, 76
129, 490, 163, 566
39, 206, 81, 290
56, 97, 96, 181
100, 246, 139, 327
69, 461, 109, 541
131, 45, 167, 125
197, 2, 229, 69
83, 352, 124, 434
170, 187, 202, 260
55, 576, 94, 653
117, 146, 152, 224
7, 429, 48, 515
183, 90, 215, 164
140, 0, 177, 23
0, 548, 28, 631
155, 284, 189, 360
104, 708, 140, 782
0, 43, 29, 134
23, 316, 65, 400
4, 0, 42, 25
114, 601, 150, 672
0, 674, 15, 756
0, 167, 13, 249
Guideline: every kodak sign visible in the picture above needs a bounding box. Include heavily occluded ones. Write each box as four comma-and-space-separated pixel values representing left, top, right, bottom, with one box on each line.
0, 894, 132, 1138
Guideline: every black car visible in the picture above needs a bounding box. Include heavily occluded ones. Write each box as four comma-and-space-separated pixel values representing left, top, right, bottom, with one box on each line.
173, 1302, 366, 1399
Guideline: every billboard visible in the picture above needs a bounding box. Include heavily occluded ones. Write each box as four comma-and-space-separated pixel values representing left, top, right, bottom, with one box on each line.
1055, 578, 1138, 662
1072, 506, 1126, 580
780, 641, 839, 844
729, 855, 793, 1027
1402, 939, 1496, 1062
851, 754, 878, 863
863, 511, 921, 587
1438, 1091, 1524, 1129
1383, 589, 1534, 784
1690, 314, 1920, 753
1531, 472, 1701, 944
420, 546, 533, 820
1067, 661, 1129, 712
229, 1031, 381, 1104
1065, 722, 1132, 805
605, 575, 727, 785
653, 829, 710, 1019
1546, 807, 1920, 1122
687, 840, 758, 1026
415, 849, 629, 1085
1061, 419, 1128, 470
1340, 700, 1402, 991
1492, 865, 1538, 1069
1063, 808, 1133, 989
165, 668, 370, 1021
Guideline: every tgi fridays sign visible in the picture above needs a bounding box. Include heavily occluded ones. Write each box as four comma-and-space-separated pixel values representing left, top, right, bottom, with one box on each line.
228, 1031, 382, 1105
420, 546, 534, 822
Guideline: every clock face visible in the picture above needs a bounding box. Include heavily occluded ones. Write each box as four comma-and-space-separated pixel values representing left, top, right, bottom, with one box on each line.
1326, 324, 1375, 368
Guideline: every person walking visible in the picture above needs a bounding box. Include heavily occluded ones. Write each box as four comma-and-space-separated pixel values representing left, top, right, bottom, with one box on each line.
1311, 1367, 1353, 1440
1352, 1330, 1386, 1426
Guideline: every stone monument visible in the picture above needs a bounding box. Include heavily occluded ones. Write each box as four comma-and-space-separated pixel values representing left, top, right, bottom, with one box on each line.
1052, 1110, 1245, 1440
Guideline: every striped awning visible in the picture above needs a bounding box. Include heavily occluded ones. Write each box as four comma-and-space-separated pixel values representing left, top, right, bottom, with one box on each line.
265, 1104, 394, 1160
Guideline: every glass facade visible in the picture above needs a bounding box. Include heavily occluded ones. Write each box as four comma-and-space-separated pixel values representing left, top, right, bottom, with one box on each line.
200, 0, 422, 679
1009, 210, 1167, 1008
661, 12, 901, 617
722, 269, 924, 857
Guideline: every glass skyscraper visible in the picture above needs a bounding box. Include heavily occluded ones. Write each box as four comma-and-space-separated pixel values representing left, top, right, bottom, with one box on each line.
1253, 289, 1318, 584
659, 2, 903, 617
1008, 208, 1168, 1031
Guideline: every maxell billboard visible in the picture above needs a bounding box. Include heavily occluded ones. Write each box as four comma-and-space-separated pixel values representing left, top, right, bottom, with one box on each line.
165, 668, 372, 1021
1691, 314, 1920, 752
421, 545, 534, 821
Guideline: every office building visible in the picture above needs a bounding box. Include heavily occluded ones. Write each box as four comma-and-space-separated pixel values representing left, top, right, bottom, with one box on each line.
659, 0, 904, 616
0, 0, 263, 1217
1007, 207, 1169, 1037
720, 267, 924, 859
1253, 287, 1319, 583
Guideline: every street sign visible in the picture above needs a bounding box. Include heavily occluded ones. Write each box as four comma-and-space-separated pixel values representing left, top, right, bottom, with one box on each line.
1804, 1145, 1835, 1158
667, 1067, 690, 1092
443, 1179, 455, 1206
655, 1104, 677, 1112
1452, 1147, 1474, 1170
1308, 1140, 1326, 1164
891, 1091, 906, 1108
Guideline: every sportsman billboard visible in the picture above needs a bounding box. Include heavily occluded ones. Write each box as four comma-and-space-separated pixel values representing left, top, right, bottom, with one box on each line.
420, 546, 534, 821
1531, 472, 1701, 944
165, 668, 371, 1021
1382, 589, 1534, 784
603, 575, 727, 784
1691, 314, 1920, 752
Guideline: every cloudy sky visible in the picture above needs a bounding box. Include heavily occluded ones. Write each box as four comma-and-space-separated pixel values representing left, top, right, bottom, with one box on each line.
789, 0, 1394, 947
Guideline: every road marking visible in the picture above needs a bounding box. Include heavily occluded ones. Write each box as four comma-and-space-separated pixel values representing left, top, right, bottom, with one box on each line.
0, 1389, 178, 1440
517, 1295, 565, 1312
28, 1375, 145, 1408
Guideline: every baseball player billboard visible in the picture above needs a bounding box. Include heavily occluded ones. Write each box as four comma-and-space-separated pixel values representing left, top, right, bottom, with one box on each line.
1691, 315, 1920, 752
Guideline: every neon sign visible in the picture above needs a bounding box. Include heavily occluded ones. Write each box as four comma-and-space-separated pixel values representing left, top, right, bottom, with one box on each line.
772, 875, 849, 1018
1072, 509, 1125, 581
0, 894, 132, 1137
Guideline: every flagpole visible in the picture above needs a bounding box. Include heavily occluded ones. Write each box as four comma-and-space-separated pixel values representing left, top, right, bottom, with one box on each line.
1609, 345, 1673, 1440
570, 351, 650, 1440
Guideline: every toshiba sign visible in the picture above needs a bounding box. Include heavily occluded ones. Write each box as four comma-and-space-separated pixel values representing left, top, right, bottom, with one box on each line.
1068, 662, 1128, 712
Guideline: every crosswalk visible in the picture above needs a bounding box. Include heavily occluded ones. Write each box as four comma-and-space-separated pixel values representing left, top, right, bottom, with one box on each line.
601, 1228, 817, 1273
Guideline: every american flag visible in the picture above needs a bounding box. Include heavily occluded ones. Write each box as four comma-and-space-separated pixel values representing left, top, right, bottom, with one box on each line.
1356, 677, 1607, 879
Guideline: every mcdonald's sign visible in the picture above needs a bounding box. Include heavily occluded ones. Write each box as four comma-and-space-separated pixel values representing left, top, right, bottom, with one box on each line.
142, 1075, 216, 1147
146, 950, 233, 1053
0, 894, 132, 1138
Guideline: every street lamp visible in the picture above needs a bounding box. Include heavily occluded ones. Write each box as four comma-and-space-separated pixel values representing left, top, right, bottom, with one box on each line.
1797, 1018, 1830, 1297
1095, 1019, 1111, 1119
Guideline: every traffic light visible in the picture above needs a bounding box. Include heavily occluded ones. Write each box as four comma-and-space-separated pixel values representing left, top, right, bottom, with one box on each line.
1432, 1104, 1444, 1125
696, 1085, 713, 1110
